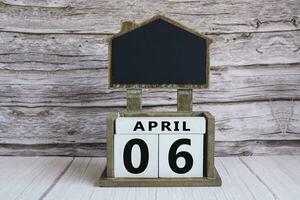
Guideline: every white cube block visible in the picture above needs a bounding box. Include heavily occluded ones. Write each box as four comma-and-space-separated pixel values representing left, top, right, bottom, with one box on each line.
159, 134, 204, 177
114, 134, 158, 178
115, 117, 206, 134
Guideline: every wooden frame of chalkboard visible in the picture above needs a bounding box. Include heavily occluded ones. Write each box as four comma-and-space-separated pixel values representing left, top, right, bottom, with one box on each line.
98, 111, 221, 187
108, 15, 213, 89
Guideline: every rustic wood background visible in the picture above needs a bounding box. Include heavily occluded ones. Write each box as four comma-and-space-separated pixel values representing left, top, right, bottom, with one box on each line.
0, 0, 299, 156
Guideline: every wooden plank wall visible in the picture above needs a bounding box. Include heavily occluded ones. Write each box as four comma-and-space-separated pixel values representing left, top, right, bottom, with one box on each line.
0, 0, 299, 156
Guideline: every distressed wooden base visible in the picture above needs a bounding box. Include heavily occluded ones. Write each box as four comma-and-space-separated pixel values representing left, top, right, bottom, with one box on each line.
98, 167, 222, 187
103, 111, 221, 187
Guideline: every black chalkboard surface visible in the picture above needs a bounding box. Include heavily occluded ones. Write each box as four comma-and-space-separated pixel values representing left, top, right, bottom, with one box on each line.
109, 16, 211, 88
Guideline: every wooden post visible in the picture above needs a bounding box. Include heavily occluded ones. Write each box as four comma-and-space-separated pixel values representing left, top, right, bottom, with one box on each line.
127, 89, 142, 111
177, 89, 193, 112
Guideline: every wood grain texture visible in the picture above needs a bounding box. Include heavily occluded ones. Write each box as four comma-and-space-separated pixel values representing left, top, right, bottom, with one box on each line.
44, 157, 106, 200
0, 0, 299, 156
0, 143, 106, 156
0, 0, 299, 34
41, 156, 299, 200
0, 101, 299, 144
0, 156, 298, 199
0, 157, 72, 199
0, 100, 299, 156
0, 64, 298, 107
241, 156, 300, 199
1, 140, 300, 157
1, 31, 299, 69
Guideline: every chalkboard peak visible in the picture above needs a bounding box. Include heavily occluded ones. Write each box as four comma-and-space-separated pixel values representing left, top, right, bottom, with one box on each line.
109, 15, 212, 89
115, 15, 212, 44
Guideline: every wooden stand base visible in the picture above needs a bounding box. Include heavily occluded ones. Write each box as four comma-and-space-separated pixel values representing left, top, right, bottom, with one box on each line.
98, 167, 222, 187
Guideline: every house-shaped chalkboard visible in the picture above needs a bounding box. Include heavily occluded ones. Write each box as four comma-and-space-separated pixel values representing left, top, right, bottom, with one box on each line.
109, 15, 212, 88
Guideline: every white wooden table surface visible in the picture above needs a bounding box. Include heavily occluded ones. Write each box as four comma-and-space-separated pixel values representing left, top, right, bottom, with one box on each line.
0, 156, 299, 200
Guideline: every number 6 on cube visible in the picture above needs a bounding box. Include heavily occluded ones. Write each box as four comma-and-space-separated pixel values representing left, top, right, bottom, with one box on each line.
159, 134, 204, 177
